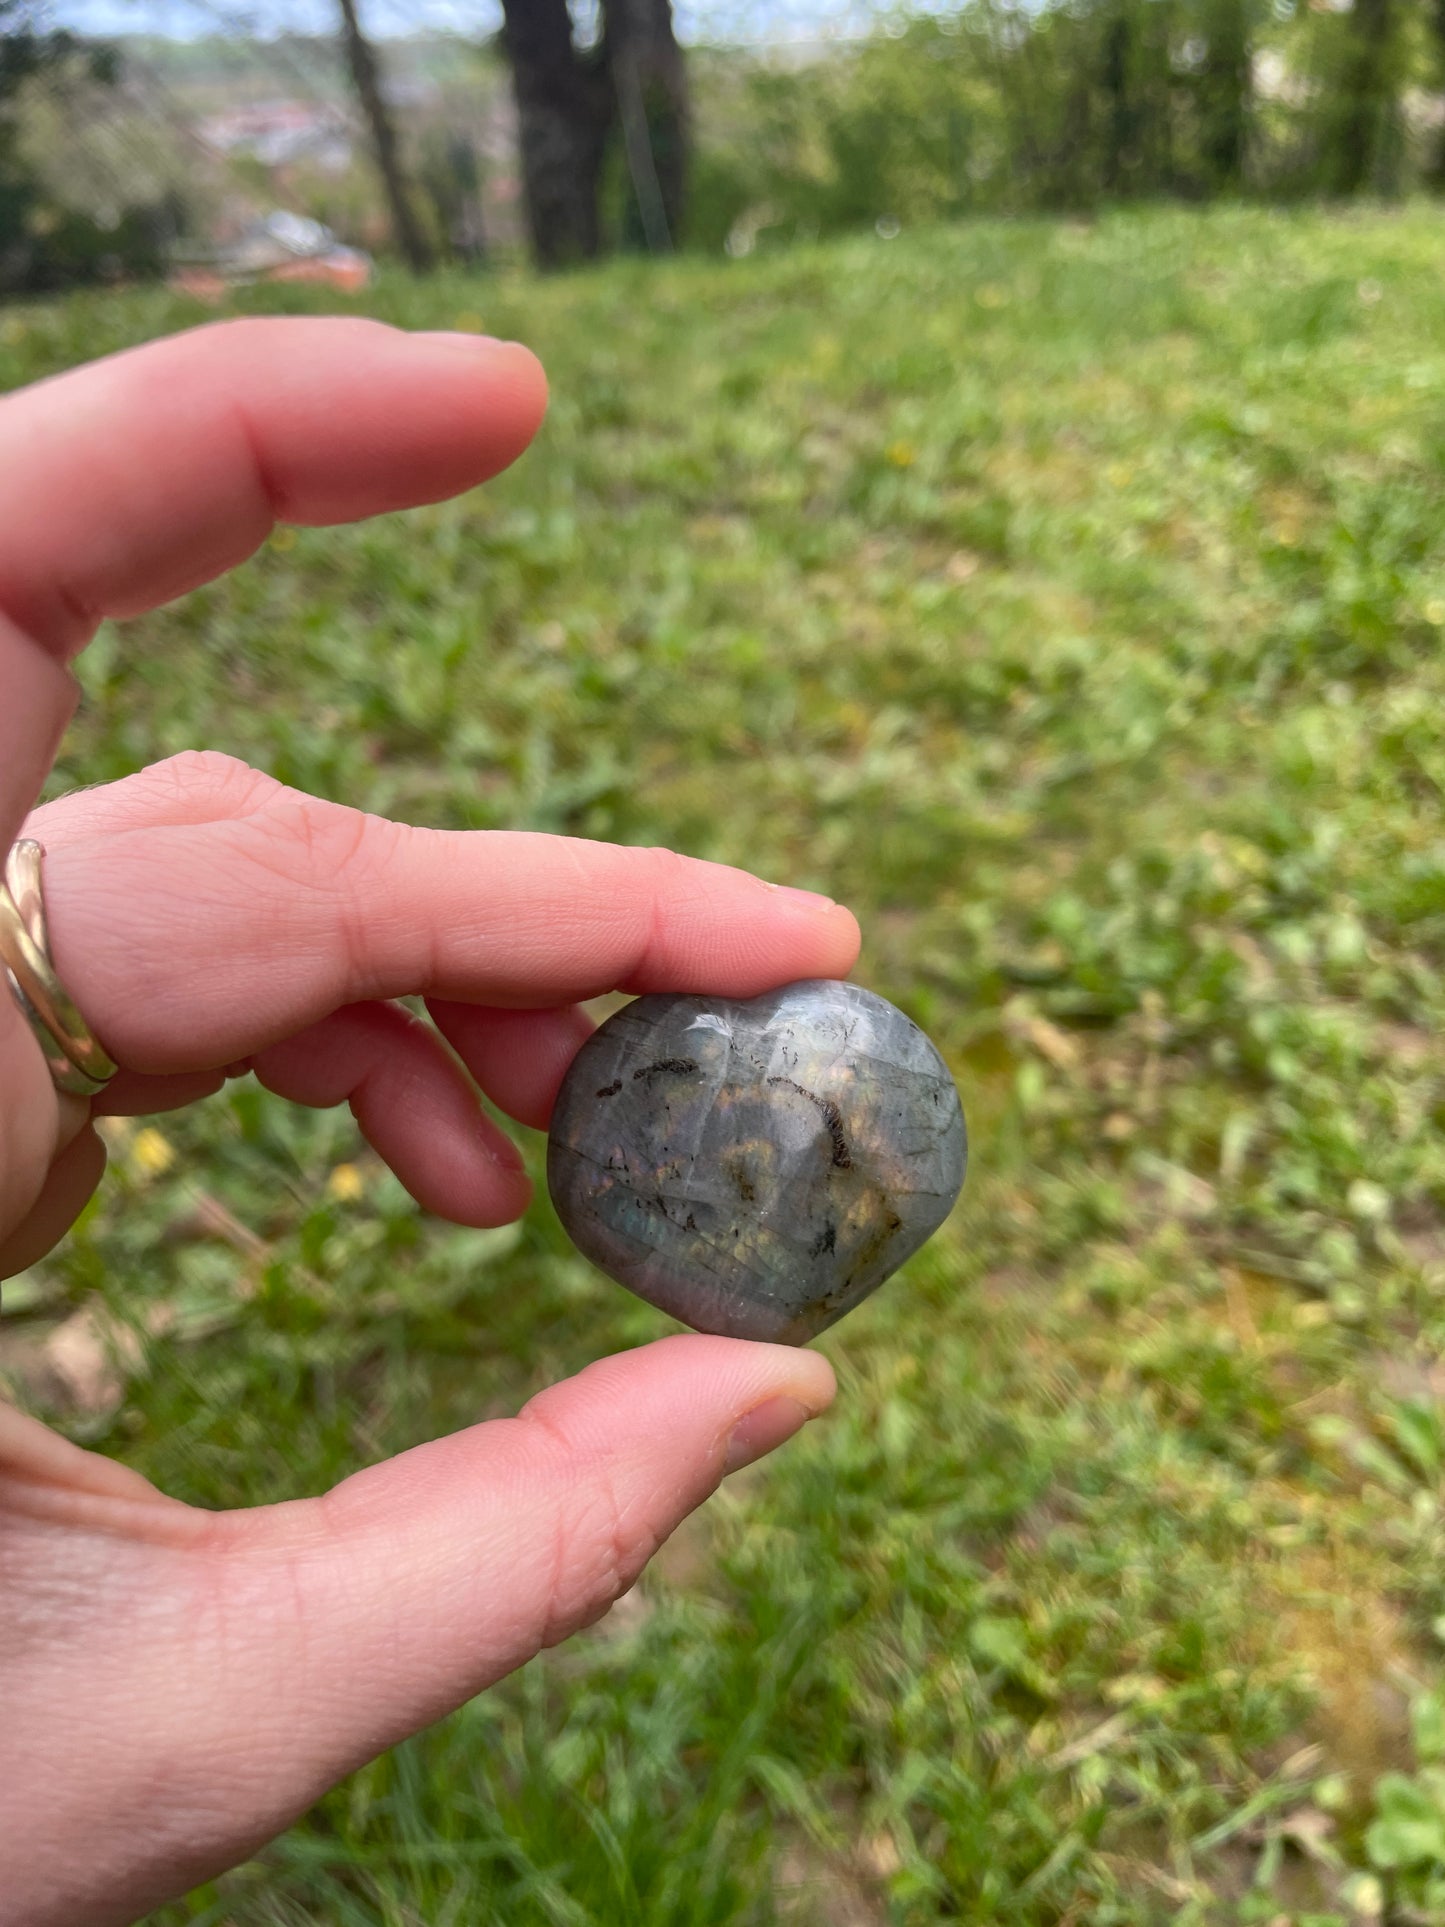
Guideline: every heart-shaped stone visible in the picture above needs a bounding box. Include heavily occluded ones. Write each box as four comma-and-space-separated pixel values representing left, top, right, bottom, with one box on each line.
547, 979, 966, 1343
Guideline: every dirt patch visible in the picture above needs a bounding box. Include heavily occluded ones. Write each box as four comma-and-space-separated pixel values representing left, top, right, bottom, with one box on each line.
774, 1834, 890, 1927
1263, 1538, 1418, 1796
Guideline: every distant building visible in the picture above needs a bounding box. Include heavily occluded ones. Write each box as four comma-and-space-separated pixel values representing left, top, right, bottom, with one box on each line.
197, 100, 354, 173
169, 208, 371, 299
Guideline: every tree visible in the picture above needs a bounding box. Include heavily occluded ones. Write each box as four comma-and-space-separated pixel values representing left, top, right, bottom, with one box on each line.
1319, 0, 1400, 195
499, 0, 688, 270
1196, 0, 1251, 190
608, 0, 688, 252
0, 0, 67, 268
421, 130, 488, 265
0, 1, 143, 289
499, 0, 610, 267
1421, 0, 1445, 188
335, 0, 433, 273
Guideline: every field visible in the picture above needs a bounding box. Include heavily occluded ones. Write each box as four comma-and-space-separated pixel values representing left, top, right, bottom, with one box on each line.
5, 203, 1445, 1924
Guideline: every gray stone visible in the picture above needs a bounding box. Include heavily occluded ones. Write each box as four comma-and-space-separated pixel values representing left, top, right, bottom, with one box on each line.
546, 979, 966, 1344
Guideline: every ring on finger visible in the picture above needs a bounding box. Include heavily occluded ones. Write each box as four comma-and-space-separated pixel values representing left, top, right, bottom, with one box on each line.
0, 839, 118, 1099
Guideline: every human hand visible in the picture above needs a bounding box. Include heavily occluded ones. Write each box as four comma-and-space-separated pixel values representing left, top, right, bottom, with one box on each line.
0, 319, 858, 1925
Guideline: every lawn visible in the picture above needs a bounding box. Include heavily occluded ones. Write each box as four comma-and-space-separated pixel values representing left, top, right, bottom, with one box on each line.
5, 202, 1445, 1924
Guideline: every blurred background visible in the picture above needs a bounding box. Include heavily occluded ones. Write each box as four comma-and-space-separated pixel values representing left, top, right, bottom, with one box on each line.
0, 0, 1443, 288
4, 1, 1445, 1923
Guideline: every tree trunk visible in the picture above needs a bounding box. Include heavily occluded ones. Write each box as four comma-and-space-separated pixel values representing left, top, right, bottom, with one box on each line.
1325, 0, 1396, 195
500, 0, 689, 268
603, 0, 688, 251
423, 132, 487, 265
500, 0, 612, 269
1424, 0, 1445, 188
336, 0, 433, 273
1199, 0, 1250, 188
1100, 11, 1134, 194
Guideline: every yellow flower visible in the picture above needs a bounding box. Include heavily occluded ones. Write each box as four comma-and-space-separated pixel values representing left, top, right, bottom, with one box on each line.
328, 1163, 365, 1203
885, 440, 917, 468
132, 1128, 175, 1178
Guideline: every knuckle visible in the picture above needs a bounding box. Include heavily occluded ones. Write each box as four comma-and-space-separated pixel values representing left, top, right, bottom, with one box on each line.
139, 749, 276, 811
252, 792, 387, 889
627, 844, 706, 980
639, 843, 693, 886
245, 798, 412, 984
24, 752, 280, 844
542, 1473, 640, 1649
522, 1415, 653, 1650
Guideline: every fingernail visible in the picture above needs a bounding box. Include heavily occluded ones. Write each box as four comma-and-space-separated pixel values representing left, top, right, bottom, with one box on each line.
765, 882, 838, 914
724, 1395, 814, 1474
486, 1129, 527, 1174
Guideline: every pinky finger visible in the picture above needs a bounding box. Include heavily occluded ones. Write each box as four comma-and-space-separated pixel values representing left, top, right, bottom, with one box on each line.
95, 1069, 228, 1116
0, 1125, 107, 1279
250, 1003, 532, 1228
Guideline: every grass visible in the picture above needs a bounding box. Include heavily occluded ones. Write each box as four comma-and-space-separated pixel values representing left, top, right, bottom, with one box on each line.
4, 200, 1445, 1923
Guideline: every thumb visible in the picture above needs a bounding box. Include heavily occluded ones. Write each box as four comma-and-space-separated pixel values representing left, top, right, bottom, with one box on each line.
5, 1336, 835, 1924
244, 1335, 835, 1751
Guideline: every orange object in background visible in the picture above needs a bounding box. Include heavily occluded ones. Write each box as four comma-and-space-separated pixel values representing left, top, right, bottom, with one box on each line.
266, 251, 372, 293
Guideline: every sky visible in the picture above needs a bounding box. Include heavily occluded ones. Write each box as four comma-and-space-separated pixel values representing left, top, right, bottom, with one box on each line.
48, 0, 880, 44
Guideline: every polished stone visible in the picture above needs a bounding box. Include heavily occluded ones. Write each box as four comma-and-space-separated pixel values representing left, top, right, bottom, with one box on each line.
547, 979, 967, 1343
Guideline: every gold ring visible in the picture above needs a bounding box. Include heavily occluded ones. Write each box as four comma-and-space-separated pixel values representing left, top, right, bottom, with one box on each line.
0, 839, 118, 1098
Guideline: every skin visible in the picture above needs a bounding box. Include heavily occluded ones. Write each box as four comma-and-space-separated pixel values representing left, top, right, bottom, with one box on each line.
0, 318, 860, 1926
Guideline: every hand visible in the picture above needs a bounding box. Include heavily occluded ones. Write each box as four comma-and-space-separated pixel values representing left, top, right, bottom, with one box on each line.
0, 319, 857, 1926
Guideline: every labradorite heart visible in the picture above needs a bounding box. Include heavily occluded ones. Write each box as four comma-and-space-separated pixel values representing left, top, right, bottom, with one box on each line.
546, 980, 966, 1344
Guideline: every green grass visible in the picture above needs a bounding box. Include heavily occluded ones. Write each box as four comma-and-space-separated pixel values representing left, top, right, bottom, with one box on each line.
5, 201, 1445, 1923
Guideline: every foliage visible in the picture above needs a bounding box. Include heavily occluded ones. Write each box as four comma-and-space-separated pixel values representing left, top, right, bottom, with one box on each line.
4, 202, 1445, 1919
0, 6, 169, 294
0, 0, 70, 267
1366, 1690, 1445, 1912
688, 5, 1436, 254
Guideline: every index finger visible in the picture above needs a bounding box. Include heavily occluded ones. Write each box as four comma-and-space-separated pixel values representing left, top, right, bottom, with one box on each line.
0, 318, 547, 843
0, 317, 546, 655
